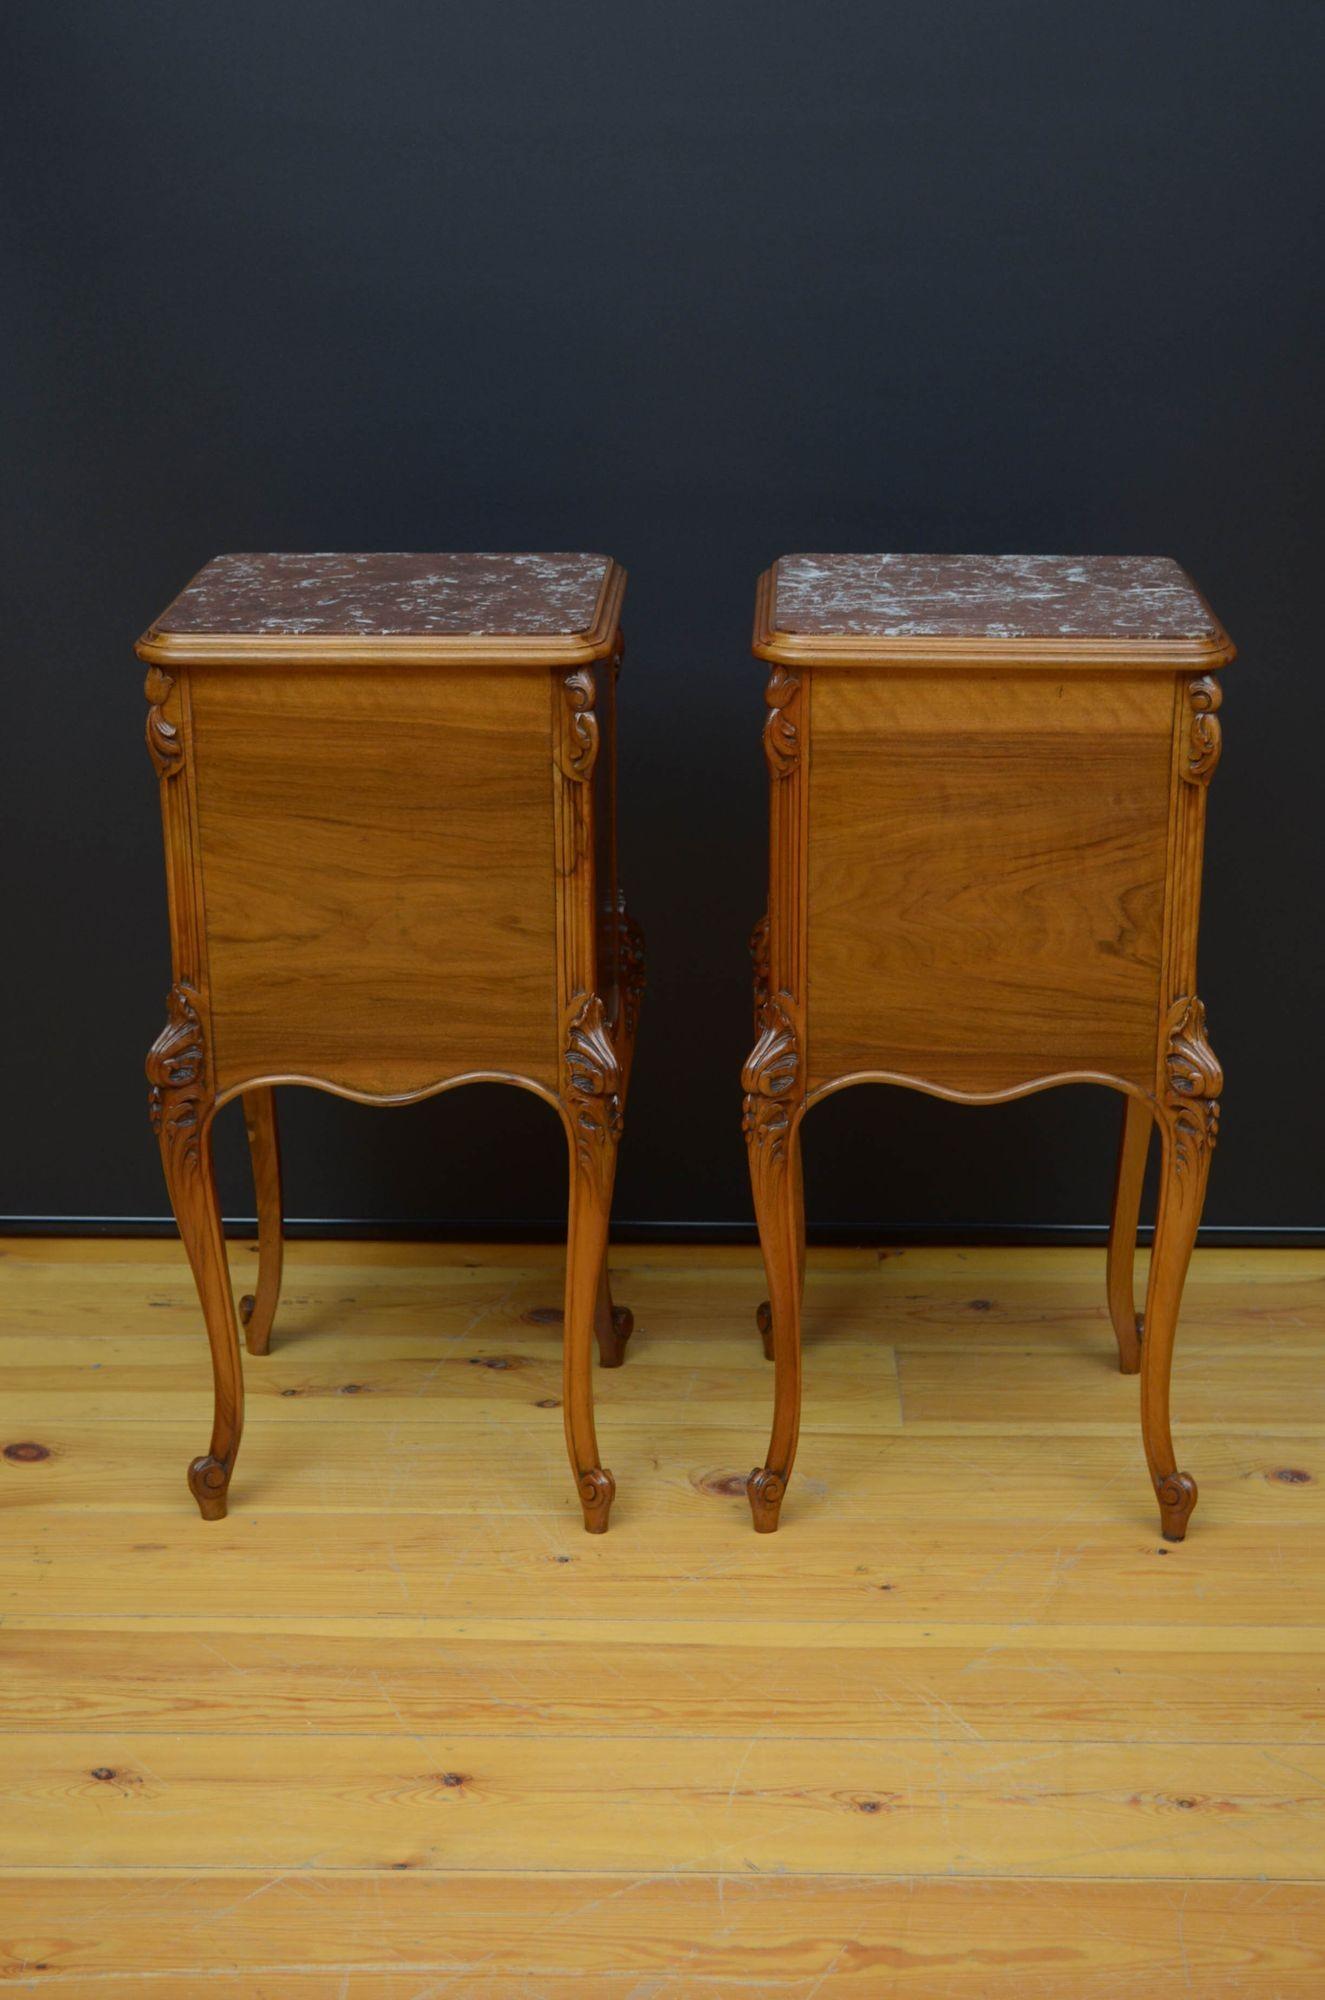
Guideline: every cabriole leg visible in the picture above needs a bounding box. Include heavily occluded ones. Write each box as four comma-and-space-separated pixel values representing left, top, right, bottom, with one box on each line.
743, 1004, 804, 1531
1141, 1001, 1221, 1540
147, 987, 244, 1521
561, 996, 622, 1532
1107, 1095, 1152, 1375
749, 912, 778, 1357
240, 1085, 283, 1357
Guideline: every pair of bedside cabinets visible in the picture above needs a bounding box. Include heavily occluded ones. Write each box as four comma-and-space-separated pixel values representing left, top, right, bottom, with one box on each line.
140, 550, 1232, 1541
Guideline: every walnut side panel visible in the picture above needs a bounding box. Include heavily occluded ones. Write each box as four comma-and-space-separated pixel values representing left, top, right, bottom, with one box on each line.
188, 666, 560, 1096
805, 671, 1175, 1096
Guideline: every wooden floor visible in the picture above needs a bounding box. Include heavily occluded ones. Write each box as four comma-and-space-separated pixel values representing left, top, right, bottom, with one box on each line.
1, 1236, 1324, 1994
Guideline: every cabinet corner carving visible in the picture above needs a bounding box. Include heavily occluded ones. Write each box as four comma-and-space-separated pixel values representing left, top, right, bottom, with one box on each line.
146, 983, 209, 1178
559, 668, 599, 782
1163, 993, 1222, 1173
763, 665, 801, 777
1184, 676, 1222, 785
564, 992, 623, 1182
742, 999, 801, 1174
144, 666, 184, 780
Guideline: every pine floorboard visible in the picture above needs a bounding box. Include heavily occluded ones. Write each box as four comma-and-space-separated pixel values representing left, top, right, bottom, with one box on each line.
0, 1237, 1323, 1992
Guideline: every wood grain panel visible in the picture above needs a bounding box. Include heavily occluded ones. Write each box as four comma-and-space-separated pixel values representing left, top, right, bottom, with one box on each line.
6, 1620, 1323, 1741
806, 672, 1175, 1094
898, 1343, 1325, 1429
8, 1731, 1323, 1876
5, 1511, 1323, 1625
2, 1875, 1318, 1994
187, 666, 559, 1095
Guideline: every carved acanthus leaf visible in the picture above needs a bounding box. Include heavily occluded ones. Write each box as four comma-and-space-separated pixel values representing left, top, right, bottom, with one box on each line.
146, 983, 207, 1178
1185, 676, 1222, 784
144, 665, 184, 779
1163, 994, 1222, 1174
564, 992, 623, 1180
559, 669, 599, 781
741, 1000, 800, 1172
763, 666, 800, 778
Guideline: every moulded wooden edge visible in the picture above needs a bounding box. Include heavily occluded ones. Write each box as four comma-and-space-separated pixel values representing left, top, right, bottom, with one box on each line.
208, 1069, 564, 1117
802, 1068, 1158, 1109
135, 562, 627, 670
750, 565, 1236, 672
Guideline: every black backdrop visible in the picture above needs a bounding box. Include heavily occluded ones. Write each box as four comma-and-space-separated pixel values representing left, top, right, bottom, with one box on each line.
4, 1, 1323, 1240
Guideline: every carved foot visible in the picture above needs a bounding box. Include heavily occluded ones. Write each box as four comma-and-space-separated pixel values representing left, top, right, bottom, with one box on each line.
187, 1454, 232, 1522
1118, 1312, 1142, 1376
755, 1300, 774, 1360
596, 1304, 633, 1370
578, 1467, 615, 1534
1156, 1470, 1198, 1541
748, 1465, 786, 1532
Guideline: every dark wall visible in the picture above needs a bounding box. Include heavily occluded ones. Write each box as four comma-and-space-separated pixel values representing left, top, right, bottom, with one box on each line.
4, 1, 1322, 1237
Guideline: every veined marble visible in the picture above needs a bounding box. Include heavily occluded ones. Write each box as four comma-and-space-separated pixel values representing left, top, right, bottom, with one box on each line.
150, 552, 613, 639
773, 554, 1220, 641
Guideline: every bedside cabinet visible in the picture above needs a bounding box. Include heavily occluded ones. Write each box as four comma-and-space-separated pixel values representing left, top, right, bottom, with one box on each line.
139, 552, 642, 1531
744, 554, 1233, 1540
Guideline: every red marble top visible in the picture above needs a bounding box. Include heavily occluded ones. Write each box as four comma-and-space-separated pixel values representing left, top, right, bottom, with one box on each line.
148, 552, 615, 640
771, 554, 1223, 642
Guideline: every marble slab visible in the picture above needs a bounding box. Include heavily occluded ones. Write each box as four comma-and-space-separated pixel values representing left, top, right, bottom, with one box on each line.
773, 554, 1221, 642
149, 553, 613, 639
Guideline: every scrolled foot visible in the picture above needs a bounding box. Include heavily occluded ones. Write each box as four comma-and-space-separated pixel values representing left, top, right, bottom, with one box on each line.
188, 1454, 231, 1521
1156, 1470, 1198, 1542
756, 1300, 774, 1361
578, 1466, 615, 1534
1118, 1312, 1142, 1376
596, 1303, 633, 1369
748, 1465, 786, 1532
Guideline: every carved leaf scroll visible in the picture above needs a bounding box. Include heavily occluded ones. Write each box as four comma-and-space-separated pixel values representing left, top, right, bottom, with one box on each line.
144, 666, 184, 780
564, 992, 623, 1187
1185, 676, 1222, 785
146, 983, 207, 1180
559, 669, 599, 782
1163, 994, 1222, 1175
741, 1000, 800, 1175
763, 666, 801, 778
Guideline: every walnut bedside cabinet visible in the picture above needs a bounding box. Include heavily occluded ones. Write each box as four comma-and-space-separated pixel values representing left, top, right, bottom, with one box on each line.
743, 554, 1233, 1541
139, 552, 643, 1532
